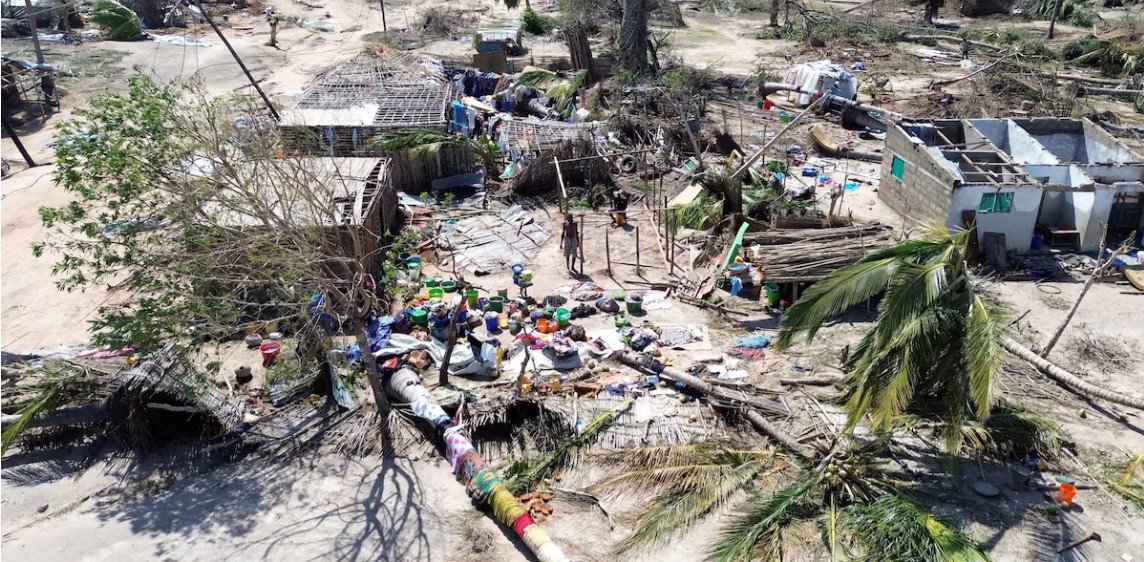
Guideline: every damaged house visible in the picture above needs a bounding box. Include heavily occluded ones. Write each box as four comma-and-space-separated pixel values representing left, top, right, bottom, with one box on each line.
203, 157, 398, 279
879, 117, 1144, 252
278, 54, 477, 191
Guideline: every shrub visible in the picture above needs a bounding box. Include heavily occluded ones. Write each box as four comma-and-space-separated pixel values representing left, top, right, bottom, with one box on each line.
522, 8, 557, 35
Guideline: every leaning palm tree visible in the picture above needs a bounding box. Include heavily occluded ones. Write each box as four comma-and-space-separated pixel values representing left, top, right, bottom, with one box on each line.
775, 223, 1007, 451
594, 439, 991, 561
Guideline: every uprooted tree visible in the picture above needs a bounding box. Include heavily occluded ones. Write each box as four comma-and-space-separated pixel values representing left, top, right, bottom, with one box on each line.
35, 73, 399, 415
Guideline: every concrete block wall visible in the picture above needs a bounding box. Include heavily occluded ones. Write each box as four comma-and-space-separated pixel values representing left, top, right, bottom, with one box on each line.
879, 125, 960, 225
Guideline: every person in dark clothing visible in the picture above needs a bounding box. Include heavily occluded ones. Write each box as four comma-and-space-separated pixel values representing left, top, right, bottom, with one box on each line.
610, 187, 630, 227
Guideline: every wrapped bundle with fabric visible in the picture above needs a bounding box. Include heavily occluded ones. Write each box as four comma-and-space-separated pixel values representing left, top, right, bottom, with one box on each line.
383, 367, 572, 562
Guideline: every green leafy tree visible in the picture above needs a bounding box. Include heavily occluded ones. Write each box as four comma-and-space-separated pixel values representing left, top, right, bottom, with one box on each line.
37, 72, 394, 413
775, 224, 1007, 450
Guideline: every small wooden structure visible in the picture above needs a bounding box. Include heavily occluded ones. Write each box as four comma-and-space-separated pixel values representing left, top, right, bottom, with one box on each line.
278, 54, 476, 191
204, 157, 398, 279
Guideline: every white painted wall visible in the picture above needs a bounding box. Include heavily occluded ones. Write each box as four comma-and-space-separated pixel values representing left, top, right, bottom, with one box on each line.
1006, 121, 1063, 164
967, 119, 1006, 148
947, 186, 1043, 251
1083, 120, 1138, 164
1085, 164, 1144, 184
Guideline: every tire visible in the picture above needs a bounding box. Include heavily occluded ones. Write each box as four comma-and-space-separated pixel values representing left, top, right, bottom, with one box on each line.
619, 155, 637, 174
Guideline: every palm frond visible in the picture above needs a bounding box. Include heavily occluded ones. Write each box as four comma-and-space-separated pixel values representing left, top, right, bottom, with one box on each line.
968, 400, 1062, 460
707, 475, 821, 562
503, 400, 630, 491
874, 260, 951, 345
618, 463, 765, 553
90, 0, 141, 41
776, 256, 902, 349
599, 444, 784, 552
1103, 454, 1144, 510
841, 495, 990, 562
1, 388, 64, 453
371, 129, 472, 157
963, 294, 1006, 420
516, 69, 558, 89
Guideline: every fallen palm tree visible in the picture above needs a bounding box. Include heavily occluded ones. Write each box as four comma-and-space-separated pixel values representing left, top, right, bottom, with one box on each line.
614, 351, 807, 457
1002, 337, 1144, 410
384, 367, 573, 562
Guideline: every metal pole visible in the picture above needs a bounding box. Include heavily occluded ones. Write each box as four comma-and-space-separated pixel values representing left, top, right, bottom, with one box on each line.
195, 1, 280, 120
380, 0, 388, 32
23, 0, 45, 64
3, 117, 37, 167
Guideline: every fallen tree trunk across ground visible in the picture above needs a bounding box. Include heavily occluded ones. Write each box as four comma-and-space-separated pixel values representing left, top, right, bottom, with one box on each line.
615, 351, 810, 457
1002, 336, 1144, 411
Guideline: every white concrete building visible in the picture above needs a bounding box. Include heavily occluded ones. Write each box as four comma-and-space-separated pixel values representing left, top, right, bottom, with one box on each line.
878, 117, 1144, 252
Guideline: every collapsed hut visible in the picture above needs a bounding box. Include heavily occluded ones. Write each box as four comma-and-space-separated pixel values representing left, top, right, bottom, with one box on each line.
279, 54, 476, 191
499, 117, 609, 192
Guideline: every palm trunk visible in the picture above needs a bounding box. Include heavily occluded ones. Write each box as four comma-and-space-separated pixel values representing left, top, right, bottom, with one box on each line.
616, 351, 809, 457
1002, 336, 1144, 410
1046, 0, 1064, 40
386, 367, 571, 561
1041, 235, 1128, 359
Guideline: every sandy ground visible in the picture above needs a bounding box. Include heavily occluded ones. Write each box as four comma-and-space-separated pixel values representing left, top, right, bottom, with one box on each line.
4, 1, 1144, 560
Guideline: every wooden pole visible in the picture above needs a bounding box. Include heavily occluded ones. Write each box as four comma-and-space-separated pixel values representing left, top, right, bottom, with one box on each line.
635, 226, 641, 274
605, 226, 612, 276
23, 0, 45, 64
553, 155, 568, 212
578, 214, 585, 275
2, 117, 37, 167
379, 0, 388, 31
738, 98, 744, 138
731, 96, 823, 179
196, 0, 280, 120
438, 299, 465, 386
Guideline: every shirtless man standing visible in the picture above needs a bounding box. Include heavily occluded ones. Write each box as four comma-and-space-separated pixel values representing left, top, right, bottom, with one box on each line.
559, 214, 580, 274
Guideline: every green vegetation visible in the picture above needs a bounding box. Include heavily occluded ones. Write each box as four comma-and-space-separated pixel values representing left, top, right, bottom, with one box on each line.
665, 194, 723, 233
1063, 35, 1144, 76
503, 403, 627, 492
91, 0, 142, 41
777, 224, 1007, 451
522, 8, 559, 35
1106, 454, 1144, 510
1, 363, 103, 453
596, 440, 991, 561
1025, 0, 1100, 28
662, 64, 718, 97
